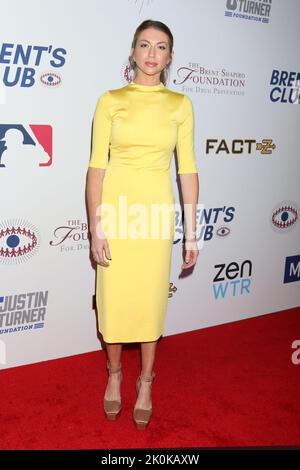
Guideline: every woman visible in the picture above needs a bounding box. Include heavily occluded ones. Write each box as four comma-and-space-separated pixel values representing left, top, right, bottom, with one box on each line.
86, 19, 199, 429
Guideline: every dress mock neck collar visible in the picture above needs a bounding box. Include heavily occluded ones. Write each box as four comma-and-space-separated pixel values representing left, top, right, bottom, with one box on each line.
129, 81, 165, 91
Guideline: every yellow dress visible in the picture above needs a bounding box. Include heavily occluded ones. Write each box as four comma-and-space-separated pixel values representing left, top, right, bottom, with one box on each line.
89, 80, 198, 343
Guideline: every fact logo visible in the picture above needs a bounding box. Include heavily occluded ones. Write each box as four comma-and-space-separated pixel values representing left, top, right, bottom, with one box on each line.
0, 219, 40, 265
0, 124, 52, 168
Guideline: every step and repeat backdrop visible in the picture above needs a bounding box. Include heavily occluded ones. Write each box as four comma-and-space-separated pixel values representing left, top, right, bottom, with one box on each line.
0, 0, 299, 368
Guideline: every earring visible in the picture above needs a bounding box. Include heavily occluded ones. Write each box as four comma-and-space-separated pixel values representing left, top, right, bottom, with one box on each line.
128, 60, 136, 82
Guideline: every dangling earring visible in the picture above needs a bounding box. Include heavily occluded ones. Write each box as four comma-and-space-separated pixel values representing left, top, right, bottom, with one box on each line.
128, 57, 136, 83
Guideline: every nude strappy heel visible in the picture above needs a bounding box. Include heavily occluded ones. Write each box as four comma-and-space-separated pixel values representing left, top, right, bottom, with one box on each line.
133, 371, 156, 429
103, 359, 122, 420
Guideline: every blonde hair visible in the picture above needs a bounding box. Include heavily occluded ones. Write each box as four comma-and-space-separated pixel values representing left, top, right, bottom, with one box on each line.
128, 19, 174, 85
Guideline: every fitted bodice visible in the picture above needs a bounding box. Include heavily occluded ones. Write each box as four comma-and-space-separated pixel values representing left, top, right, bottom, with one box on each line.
89, 80, 198, 174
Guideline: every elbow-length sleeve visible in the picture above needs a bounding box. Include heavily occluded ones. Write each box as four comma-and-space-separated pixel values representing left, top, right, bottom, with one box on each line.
88, 91, 112, 169
176, 94, 198, 174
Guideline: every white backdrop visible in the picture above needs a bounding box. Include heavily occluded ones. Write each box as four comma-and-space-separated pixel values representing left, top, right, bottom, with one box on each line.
0, 0, 299, 369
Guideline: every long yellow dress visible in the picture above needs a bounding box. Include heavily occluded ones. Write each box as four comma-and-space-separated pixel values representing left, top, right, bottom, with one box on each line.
89, 80, 198, 343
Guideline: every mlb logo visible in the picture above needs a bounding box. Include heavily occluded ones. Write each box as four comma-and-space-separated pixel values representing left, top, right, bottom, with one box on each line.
284, 255, 300, 284
0, 124, 52, 168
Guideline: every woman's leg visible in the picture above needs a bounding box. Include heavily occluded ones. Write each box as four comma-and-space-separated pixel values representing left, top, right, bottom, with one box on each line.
106, 342, 122, 368
105, 343, 122, 401
141, 340, 157, 375
135, 340, 158, 408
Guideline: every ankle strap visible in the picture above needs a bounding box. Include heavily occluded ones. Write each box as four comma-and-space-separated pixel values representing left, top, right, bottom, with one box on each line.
139, 371, 156, 382
106, 359, 122, 373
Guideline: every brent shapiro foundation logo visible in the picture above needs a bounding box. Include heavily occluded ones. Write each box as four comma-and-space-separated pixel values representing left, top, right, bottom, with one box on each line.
49, 219, 89, 253
173, 63, 246, 95
0, 219, 40, 264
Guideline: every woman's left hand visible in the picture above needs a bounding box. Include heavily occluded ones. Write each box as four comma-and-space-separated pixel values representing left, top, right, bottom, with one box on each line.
181, 239, 199, 269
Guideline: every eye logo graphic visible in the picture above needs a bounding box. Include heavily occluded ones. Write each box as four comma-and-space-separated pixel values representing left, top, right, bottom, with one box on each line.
40, 71, 62, 87
271, 201, 299, 232
216, 226, 231, 237
0, 219, 40, 265
0, 124, 52, 169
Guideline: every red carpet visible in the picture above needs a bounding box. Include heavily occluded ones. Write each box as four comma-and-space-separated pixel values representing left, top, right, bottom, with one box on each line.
1, 307, 299, 449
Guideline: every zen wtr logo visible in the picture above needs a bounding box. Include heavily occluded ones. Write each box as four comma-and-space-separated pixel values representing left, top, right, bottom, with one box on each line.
213, 259, 252, 299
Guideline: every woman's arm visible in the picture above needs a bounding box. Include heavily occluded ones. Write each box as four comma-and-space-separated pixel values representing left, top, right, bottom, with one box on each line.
176, 94, 200, 269
179, 172, 199, 269
86, 167, 111, 266
86, 91, 112, 267
180, 172, 199, 239
86, 167, 105, 235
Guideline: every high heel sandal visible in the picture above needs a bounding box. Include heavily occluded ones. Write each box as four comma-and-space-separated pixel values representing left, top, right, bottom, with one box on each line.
103, 359, 122, 420
133, 371, 156, 429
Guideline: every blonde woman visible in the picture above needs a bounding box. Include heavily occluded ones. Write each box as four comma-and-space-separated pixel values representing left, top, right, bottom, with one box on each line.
86, 19, 199, 429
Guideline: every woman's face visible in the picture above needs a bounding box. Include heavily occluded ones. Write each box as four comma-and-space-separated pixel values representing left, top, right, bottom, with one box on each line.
131, 27, 172, 79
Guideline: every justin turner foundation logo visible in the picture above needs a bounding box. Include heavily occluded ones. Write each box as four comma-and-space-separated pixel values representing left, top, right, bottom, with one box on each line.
0, 290, 48, 335
0, 219, 40, 265
224, 0, 272, 24
173, 64, 246, 96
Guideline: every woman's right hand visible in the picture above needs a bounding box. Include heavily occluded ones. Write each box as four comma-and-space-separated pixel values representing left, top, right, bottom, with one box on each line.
90, 226, 112, 267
